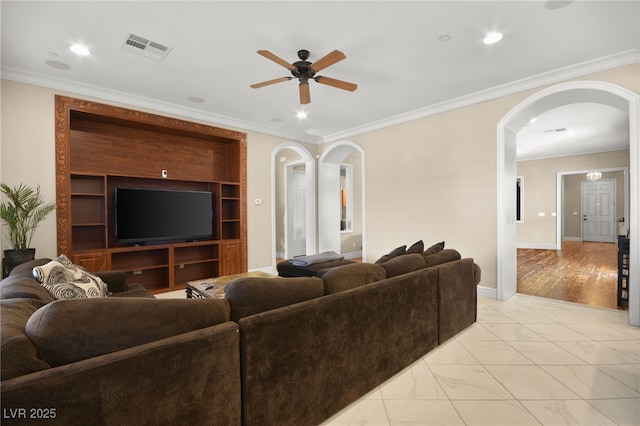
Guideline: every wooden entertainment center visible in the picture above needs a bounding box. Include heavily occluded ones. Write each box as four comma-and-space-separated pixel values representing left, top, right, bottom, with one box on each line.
55, 96, 247, 293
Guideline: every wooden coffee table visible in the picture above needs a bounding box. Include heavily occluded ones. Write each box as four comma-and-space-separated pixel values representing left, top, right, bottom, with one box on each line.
186, 271, 274, 299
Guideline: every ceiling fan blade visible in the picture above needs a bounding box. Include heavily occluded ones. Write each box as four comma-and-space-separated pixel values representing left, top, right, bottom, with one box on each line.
250, 77, 292, 89
299, 82, 310, 104
314, 76, 358, 92
310, 50, 346, 72
257, 50, 297, 71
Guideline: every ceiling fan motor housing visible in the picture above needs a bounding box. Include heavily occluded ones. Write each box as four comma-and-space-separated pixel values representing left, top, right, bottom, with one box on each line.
292, 50, 315, 82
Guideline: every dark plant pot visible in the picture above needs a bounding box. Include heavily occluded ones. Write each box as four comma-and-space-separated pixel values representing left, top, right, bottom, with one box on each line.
3, 248, 36, 277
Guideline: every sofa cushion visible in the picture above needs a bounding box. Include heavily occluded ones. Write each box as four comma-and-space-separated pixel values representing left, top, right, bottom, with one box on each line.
424, 241, 445, 256
8, 258, 52, 278
407, 240, 424, 254
1, 298, 50, 380
321, 263, 386, 295
0, 274, 55, 303
224, 277, 323, 321
381, 253, 426, 278
32, 255, 109, 299
25, 298, 230, 366
374, 245, 407, 264
424, 249, 461, 267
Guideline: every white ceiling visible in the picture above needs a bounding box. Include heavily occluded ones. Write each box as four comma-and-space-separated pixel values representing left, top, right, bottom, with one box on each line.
2, 1, 638, 159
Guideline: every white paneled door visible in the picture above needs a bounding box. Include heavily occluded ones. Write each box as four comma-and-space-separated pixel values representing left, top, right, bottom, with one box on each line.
582, 179, 616, 243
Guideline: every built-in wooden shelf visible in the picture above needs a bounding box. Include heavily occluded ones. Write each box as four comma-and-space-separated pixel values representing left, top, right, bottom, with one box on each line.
55, 96, 247, 293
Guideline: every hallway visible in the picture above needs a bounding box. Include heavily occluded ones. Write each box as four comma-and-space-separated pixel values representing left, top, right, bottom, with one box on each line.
517, 241, 623, 310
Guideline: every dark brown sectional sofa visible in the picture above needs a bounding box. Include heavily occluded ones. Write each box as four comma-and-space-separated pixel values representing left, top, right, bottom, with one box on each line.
1, 249, 480, 426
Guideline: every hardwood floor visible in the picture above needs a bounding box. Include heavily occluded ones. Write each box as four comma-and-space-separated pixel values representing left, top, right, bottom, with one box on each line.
517, 241, 625, 310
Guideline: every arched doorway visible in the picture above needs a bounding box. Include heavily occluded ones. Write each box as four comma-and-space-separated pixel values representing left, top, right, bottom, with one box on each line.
318, 140, 366, 260
271, 142, 316, 271
497, 81, 639, 326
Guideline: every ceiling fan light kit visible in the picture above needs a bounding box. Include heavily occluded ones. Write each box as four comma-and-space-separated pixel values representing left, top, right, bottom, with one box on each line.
251, 49, 358, 104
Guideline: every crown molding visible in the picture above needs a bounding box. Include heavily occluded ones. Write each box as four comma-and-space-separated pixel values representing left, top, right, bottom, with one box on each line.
3, 48, 637, 146
321, 49, 640, 143
0, 66, 320, 144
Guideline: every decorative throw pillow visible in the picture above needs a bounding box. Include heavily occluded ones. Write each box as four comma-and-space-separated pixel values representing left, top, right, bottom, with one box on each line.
424, 241, 445, 256
32, 255, 109, 299
374, 245, 407, 264
407, 240, 424, 254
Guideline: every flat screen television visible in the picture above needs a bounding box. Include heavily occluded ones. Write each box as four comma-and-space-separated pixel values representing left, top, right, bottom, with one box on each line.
115, 187, 213, 244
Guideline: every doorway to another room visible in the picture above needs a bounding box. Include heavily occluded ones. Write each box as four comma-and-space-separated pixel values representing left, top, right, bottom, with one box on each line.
497, 81, 639, 326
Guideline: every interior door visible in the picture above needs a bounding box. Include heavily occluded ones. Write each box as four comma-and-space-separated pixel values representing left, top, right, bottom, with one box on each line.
582, 179, 616, 242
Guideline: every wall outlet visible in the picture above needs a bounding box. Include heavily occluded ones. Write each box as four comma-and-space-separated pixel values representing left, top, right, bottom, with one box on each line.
162, 169, 168, 178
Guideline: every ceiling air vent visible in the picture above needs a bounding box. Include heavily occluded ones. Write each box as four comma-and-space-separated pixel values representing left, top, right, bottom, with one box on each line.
121, 32, 172, 62
543, 127, 567, 134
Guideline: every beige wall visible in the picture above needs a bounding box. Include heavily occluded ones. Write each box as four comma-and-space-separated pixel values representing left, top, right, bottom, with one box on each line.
350, 62, 639, 290
517, 151, 629, 245
2, 62, 638, 287
0, 78, 289, 270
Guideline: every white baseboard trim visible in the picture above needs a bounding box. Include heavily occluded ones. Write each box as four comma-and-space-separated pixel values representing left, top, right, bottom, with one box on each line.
477, 285, 497, 299
516, 243, 557, 250
563, 237, 582, 242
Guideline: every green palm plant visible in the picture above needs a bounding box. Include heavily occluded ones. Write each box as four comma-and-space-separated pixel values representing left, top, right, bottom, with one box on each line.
0, 183, 56, 250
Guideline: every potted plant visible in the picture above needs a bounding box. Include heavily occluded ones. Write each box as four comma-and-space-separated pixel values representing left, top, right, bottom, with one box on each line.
0, 183, 56, 273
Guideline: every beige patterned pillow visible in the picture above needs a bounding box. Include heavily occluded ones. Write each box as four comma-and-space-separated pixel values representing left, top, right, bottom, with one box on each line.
32, 255, 108, 299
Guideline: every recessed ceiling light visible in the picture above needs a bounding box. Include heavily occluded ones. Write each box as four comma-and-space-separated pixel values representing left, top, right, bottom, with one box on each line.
70, 44, 90, 56
187, 96, 204, 103
296, 111, 307, 119
483, 32, 503, 45
529, 117, 538, 123
438, 34, 451, 42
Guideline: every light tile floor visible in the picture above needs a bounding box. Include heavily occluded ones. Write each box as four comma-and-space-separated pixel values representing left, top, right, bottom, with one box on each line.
320, 294, 640, 426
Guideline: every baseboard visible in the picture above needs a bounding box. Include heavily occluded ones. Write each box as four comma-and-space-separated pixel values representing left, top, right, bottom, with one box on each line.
516, 243, 557, 250
343, 251, 362, 259
563, 237, 581, 242
477, 285, 497, 299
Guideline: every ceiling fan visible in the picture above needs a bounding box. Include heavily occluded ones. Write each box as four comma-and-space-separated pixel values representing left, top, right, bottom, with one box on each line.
250, 49, 358, 104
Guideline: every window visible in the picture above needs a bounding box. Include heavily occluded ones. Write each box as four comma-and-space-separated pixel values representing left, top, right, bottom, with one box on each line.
340, 164, 353, 232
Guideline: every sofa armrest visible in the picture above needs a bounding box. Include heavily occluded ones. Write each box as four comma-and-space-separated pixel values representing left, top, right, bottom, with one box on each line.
434, 258, 477, 344
95, 270, 128, 293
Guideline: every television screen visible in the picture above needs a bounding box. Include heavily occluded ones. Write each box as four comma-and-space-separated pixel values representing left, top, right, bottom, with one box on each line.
115, 188, 213, 244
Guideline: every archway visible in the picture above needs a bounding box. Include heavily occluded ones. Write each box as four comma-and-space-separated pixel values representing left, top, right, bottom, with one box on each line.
318, 140, 366, 260
497, 81, 639, 326
271, 142, 316, 271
